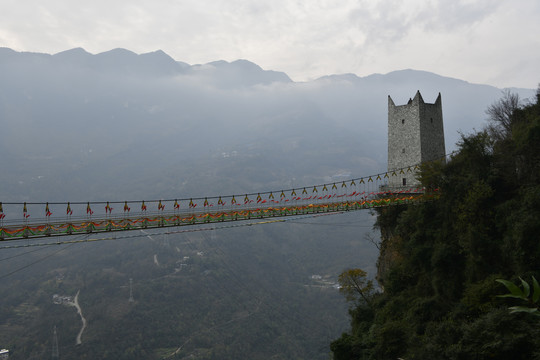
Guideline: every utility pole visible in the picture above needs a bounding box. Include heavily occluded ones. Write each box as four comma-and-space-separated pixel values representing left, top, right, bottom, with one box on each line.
51, 326, 59, 359
129, 278, 134, 303
162, 231, 170, 248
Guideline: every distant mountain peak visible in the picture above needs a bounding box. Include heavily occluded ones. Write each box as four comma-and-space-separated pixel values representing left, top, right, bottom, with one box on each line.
195, 58, 291, 87
371, 69, 470, 85
315, 73, 361, 82
96, 48, 138, 58
0, 47, 17, 55
54, 47, 90, 56
207, 60, 231, 68
53, 48, 92, 63
139, 50, 178, 64
230, 59, 262, 70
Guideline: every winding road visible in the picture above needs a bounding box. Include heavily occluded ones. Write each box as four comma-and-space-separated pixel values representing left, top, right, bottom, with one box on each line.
70, 290, 87, 345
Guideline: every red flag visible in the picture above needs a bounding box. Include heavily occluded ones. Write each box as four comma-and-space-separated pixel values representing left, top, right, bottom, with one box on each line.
23, 202, 30, 218
46, 202, 52, 217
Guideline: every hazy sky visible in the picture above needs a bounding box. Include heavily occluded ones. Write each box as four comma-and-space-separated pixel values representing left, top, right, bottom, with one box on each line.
1, 0, 538, 88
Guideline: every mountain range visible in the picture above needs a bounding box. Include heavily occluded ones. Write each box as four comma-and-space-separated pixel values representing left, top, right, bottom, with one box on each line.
0, 47, 536, 202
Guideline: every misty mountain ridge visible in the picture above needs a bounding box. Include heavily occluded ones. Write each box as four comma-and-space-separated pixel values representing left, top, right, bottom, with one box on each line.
4, 47, 530, 90
0, 47, 536, 202
0, 47, 289, 85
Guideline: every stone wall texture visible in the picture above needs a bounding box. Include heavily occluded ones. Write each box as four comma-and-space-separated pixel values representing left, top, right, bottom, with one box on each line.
387, 91, 445, 188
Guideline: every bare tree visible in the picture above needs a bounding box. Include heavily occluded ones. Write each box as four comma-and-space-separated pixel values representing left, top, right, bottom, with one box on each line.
364, 231, 381, 250
486, 89, 520, 140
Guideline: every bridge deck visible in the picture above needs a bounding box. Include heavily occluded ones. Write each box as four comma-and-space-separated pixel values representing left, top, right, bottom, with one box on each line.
1, 191, 437, 241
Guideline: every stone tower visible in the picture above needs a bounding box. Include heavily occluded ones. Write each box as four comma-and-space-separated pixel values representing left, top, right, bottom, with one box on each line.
387, 91, 445, 188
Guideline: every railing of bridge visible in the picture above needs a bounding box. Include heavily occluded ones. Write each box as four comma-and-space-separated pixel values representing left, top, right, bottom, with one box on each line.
0, 165, 440, 241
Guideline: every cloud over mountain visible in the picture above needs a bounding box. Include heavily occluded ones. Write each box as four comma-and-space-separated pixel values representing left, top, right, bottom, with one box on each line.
0, 48, 535, 202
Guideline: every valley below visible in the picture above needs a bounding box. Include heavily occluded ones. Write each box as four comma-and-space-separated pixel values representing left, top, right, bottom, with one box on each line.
0, 211, 378, 359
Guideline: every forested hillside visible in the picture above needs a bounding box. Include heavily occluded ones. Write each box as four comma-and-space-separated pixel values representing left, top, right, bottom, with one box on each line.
0, 211, 380, 359
331, 88, 540, 359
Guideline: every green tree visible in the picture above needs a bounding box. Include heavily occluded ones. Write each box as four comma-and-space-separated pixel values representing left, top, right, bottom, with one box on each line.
337, 269, 375, 306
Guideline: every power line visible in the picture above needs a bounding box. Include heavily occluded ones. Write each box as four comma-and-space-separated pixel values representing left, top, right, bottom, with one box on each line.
0, 242, 76, 280
0, 245, 50, 261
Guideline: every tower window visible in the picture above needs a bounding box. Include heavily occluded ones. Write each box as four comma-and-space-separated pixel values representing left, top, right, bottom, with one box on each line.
430, 118, 433, 123
402, 178, 407, 186
401, 119, 405, 124
402, 148, 405, 153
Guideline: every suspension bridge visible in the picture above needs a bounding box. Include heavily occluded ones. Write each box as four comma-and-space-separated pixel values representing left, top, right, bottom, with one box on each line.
0, 165, 439, 242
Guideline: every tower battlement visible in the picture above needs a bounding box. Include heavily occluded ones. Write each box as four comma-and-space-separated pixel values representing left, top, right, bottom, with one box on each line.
387, 91, 445, 188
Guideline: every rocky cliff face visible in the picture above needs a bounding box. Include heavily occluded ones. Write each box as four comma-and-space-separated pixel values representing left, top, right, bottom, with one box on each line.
376, 233, 400, 290
374, 206, 406, 289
